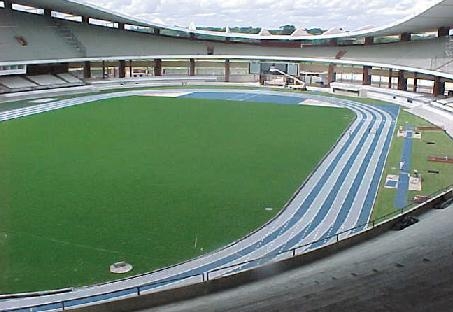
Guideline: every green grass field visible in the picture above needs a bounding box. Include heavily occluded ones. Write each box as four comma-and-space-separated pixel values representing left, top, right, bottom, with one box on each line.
372, 110, 453, 219
313, 92, 453, 220
0, 96, 353, 293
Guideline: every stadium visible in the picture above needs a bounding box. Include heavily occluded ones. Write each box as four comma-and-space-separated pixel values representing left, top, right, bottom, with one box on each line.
0, 0, 453, 311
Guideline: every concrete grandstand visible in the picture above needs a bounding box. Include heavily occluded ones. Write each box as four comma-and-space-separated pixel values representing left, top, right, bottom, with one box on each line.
0, 0, 453, 311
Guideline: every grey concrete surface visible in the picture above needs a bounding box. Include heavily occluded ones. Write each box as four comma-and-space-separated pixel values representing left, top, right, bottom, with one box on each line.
144, 204, 453, 312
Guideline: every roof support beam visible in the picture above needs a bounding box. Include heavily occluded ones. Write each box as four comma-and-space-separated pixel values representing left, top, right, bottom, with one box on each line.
83, 61, 91, 79
398, 70, 407, 91
4, 0, 12, 10
102, 60, 106, 79
154, 59, 162, 76
363, 66, 372, 85
118, 60, 126, 78
413, 72, 418, 92
400, 32, 411, 42
82, 16, 90, 24
189, 58, 195, 76
438, 27, 450, 37
388, 69, 393, 89
364, 37, 374, 45
327, 63, 336, 86
433, 76, 445, 97
224, 59, 230, 82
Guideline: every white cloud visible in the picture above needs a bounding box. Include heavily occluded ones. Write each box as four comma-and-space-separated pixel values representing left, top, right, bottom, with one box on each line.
81, 0, 439, 30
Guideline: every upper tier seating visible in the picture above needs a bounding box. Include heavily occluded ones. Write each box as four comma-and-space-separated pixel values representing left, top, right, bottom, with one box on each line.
1, 8, 452, 76
0, 9, 81, 62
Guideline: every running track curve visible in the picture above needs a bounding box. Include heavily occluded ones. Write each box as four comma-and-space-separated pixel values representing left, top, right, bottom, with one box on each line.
0, 89, 399, 311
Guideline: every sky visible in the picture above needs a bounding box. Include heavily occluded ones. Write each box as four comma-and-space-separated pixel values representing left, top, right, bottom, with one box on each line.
82, 0, 439, 31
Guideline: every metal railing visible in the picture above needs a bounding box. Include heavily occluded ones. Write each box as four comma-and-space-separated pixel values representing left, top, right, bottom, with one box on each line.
4, 183, 452, 312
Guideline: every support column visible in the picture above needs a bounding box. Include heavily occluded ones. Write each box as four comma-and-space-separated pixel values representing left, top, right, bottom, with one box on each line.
43, 8, 52, 17
397, 70, 407, 91
82, 16, 90, 24
364, 37, 374, 45
328, 39, 338, 47
362, 65, 372, 85
224, 59, 230, 82
413, 73, 418, 92
154, 59, 162, 76
327, 63, 336, 87
438, 27, 450, 37
4, 0, 12, 10
118, 60, 126, 78
129, 60, 133, 78
388, 68, 393, 89
118, 23, 125, 30
83, 61, 91, 79
400, 32, 411, 42
153, 28, 161, 35
189, 58, 196, 76
433, 76, 445, 97
102, 61, 106, 79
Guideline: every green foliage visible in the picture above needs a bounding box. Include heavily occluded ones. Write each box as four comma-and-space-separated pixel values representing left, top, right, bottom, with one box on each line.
306, 28, 325, 35
270, 25, 297, 35
196, 26, 261, 34
372, 110, 453, 219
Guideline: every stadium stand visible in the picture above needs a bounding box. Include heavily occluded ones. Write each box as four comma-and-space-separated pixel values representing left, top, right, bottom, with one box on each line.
1, 9, 452, 78
62, 19, 205, 58
0, 85, 10, 94
27, 74, 67, 86
56, 73, 84, 84
0, 10, 81, 62
0, 75, 37, 91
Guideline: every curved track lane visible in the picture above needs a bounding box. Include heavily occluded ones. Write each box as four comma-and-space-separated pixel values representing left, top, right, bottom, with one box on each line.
0, 89, 398, 311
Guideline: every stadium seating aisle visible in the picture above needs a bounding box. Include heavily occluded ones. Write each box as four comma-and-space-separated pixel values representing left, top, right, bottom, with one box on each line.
27, 75, 67, 86
64, 19, 206, 57
56, 73, 83, 84
0, 76, 37, 90
0, 9, 81, 62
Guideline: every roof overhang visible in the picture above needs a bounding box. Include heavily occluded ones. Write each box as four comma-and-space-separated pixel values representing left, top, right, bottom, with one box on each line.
5, 0, 453, 40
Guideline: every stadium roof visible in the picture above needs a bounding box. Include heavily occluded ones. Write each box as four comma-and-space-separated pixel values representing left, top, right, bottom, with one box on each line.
9, 0, 153, 27
8, 0, 453, 40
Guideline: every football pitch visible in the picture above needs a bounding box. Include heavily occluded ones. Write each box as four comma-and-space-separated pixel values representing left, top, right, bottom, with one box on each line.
0, 96, 353, 293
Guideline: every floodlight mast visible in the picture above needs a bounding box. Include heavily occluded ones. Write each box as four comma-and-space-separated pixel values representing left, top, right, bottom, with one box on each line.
269, 66, 306, 88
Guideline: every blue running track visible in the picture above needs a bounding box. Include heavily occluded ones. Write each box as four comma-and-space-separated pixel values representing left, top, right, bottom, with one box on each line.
0, 89, 398, 312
